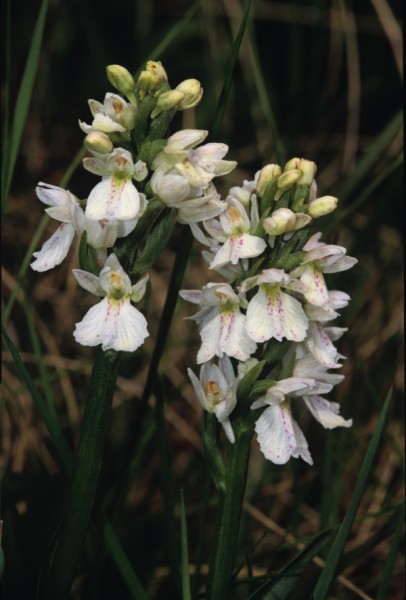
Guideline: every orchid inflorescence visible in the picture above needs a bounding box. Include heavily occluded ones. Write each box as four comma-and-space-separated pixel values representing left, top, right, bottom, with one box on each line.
31, 60, 356, 465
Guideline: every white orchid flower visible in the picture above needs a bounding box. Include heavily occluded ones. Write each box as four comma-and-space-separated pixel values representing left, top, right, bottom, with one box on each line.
290, 232, 357, 307
79, 93, 136, 135
85, 148, 145, 221
152, 129, 237, 189
179, 282, 256, 364
241, 268, 309, 343
206, 198, 266, 269
251, 374, 351, 465
73, 254, 149, 352
188, 356, 239, 443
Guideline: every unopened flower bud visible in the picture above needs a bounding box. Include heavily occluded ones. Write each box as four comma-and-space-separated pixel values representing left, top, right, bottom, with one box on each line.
133, 160, 148, 182
257, 164, 282, 197
150, 90, 185, 118
284, 157, 301, 170
175, 79, 203, 110
277, 169, 301, 190
297, 160, 317, 185
263, 208, 297, 235
263, 207, 311, 235
137, 61, 168, 99
84, 131, 113, 155
146, 60, 168, 82
106, 65, 136, 105
284, 158, 316, 186
308, 195, 338, 217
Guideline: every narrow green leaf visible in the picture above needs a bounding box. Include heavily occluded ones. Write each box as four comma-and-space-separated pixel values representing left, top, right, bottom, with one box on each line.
312, 389, 392, 600
38, 348, 121, 600
3, 325, 147, 598
1, 325, 73, 471
1, 0, 50, 214
324, 152, 403, 235
22, 297, 58, 422
248, 529, 332, 600
211, 0, 254, 138
237, 360, 266, 402
103, 522, 148, 600
132, 207, 177, 276
155, 377, 181, 595
180, 489, 192, 600
201, 413, 226, 493
375, 504, 405, 600
334, 111, 402, 203
143, 1, 201, 63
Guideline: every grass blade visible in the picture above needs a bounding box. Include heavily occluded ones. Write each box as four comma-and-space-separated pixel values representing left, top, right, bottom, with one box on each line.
334, 110, 402, 202
180, 489, 192, 600
1, 0, 50, 215
103, 521, 148, 600
375, 504, 405, 600
248, 529, 332, 600
211, 0, 254, 138
1, 324, 73, 471
312, 389, 392, 600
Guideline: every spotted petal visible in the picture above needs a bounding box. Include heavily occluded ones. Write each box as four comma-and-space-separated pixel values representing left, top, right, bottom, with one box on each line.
255, 404, 313, 465
304, 395, 353, 429
73, 297, 148, 352
31, 223, 75, 272
86, 177, 141, 221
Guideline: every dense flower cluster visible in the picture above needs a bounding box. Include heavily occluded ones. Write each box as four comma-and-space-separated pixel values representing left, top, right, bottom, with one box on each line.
31, 62, 234, 352
181, 159, 356, 465
31, 61, 356, 464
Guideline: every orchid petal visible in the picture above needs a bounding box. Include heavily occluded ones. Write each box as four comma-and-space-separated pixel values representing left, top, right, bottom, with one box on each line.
30, 223, 75, 272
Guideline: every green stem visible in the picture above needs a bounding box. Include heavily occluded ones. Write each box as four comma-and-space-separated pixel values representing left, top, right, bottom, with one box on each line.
206, 426, 253, 600
37, 348, 120, 600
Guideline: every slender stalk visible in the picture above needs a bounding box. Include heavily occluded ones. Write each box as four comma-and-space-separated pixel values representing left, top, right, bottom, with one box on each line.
37, 348, 120, 600
206, 426, 253, 600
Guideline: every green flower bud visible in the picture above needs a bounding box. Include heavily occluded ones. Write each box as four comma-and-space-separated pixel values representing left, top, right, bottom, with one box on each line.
150, 90, 185, 118
137, 61, 168, 100
263, 208, 297, 235
257, 164, 282, 198
284, 158, 316, 186
277, 169, 301, 190
106, 65, 135, 98
84, 131, 113, 155
308, 195, 338, 217
175, 79, 203, 110
263, 207, 311, 235
145, 60, 168, 82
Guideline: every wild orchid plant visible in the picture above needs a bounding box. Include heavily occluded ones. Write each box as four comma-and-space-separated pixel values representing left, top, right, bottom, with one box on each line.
31, 60, 356, 599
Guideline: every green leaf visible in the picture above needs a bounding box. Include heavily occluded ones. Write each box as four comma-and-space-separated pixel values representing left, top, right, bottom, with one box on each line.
38, 348, 121, 600
249, 529, 332, 600
211, 0, 254, 138
312, 389, 392, 600
155, 377, 181, 595
132, 207, 177, 276
1, 325, 73, 471
103, 522, 148, 600
180, 489, 192, 600
237, 360, 266, 402
201, 413, 226, 493
1, 0, 50, 214
375, 504, 405, 600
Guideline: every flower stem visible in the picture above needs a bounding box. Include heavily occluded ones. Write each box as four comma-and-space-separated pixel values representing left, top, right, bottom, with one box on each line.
37, 348, 120, 599
205, 425, 253, 600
